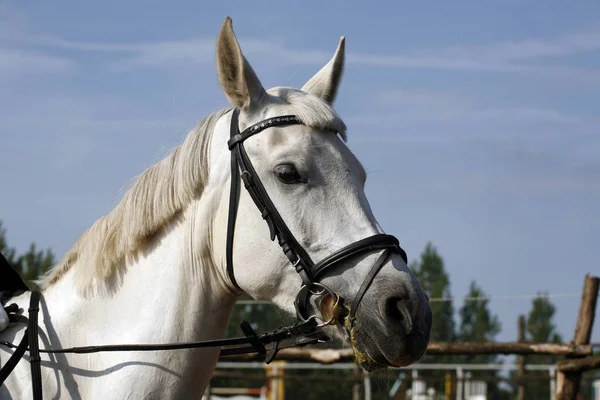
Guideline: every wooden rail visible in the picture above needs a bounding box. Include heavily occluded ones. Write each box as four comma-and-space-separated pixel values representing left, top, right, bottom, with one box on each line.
558, 355, 600, 374
219, 341, 594, 363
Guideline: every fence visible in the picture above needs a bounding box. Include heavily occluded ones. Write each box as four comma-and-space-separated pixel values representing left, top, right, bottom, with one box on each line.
207, 361, 565, 400
210, 274, 599, 400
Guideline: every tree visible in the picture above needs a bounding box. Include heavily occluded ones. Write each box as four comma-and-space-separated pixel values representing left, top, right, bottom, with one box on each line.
526, 294, 562, 347
409, 242, 458, 395
225, 293, 295, 338
0, 220, 19, 266
411, 242, 457, 343
458, 281, 501, 344
0, 219, 55, 290
458, 281, 509, 400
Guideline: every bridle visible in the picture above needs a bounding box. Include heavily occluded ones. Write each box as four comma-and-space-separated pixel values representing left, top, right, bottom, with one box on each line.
225, 107, 407, 326
0, 107, 408, 399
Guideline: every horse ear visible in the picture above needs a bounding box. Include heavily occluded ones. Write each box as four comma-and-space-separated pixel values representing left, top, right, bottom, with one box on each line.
216, 17, 267, 109
301, 37, 345, 105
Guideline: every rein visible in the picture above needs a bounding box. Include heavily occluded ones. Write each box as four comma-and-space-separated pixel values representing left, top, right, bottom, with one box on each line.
0, 107, 408, 399
0, 292, 327, 400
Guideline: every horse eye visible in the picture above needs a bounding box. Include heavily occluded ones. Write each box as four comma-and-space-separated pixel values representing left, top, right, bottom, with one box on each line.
274, 164, 304, 184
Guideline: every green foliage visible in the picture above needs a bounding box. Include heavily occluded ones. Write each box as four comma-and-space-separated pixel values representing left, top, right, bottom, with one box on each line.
458, 281, 502, 344
0, 220, 19, 266
526, 293, 563, 348
457, 281, 508, 400
411, 242, 456, 343
409, 242, 458, 394
0, 219, 55, 290
225, 294, 296, 338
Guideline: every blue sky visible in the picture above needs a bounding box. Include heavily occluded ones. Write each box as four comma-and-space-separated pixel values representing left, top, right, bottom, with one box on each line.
1, 0, 599, 347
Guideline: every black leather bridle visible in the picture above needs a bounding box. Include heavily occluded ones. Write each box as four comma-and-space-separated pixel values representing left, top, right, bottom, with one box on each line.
225, 107, 407, 326
0, 107, 409, 400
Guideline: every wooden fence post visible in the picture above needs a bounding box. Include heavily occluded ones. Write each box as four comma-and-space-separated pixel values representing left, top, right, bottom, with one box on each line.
352, 365, 361, 400
517, 315, 526, 400
556, 274, 599, 400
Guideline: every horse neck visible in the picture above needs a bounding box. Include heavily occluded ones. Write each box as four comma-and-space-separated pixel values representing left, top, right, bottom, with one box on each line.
33, 208, 238, 397
44, 216, 234, 336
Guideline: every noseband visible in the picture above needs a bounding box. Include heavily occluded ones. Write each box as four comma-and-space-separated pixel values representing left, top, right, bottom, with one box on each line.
225, 107, 407, 326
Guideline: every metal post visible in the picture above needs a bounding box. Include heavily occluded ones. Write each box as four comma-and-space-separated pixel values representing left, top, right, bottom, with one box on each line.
363, 371, 372, 400
593, 377, 600, 400
549, 367, 556, 400
412, 369, 418, 398
456, 367, 463, 400
464, 371, 471, 399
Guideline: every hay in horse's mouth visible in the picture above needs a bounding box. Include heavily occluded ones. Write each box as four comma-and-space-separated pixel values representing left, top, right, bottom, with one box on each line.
344, 317, 380, 371
341, 305, 383, 372
318, 293, 388, 371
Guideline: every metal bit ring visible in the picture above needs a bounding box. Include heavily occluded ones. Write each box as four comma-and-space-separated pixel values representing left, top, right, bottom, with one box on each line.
294, 282, 340, 327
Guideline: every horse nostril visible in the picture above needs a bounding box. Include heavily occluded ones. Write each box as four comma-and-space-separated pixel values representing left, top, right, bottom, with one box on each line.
385, 297, 413, 334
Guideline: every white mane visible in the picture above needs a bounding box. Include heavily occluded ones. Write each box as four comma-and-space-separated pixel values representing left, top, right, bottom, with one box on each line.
40, 107, 232, 293
40, 89, 346, 294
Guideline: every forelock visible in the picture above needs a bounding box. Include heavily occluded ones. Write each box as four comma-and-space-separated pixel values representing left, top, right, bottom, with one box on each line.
266, 87, 347, 141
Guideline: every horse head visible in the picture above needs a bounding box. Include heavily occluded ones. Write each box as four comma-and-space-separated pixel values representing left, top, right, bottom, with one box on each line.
210, 17, 432, 371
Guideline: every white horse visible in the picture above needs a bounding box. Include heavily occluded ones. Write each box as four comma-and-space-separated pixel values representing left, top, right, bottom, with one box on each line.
0, 17, 432, 400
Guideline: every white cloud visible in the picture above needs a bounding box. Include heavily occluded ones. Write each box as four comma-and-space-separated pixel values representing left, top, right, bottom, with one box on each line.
371, 89, 474, 121
110, 38, 331, 70
347, 52, 600, 83
0, 33, 142, 52
375, 89, 473, 108
109, 38, 215, 70
348, 52, 520, 72
0, 24, 598, 85
354, 88, 584, 128
0, 93, 190, 170
0, 32, 331, 70
0, 5, 76, 79
347, 28, 600, 81
471, 107, 582, 124
0, 48, 75, 77
426, 29, 600, 62
0, 5, 599, 80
